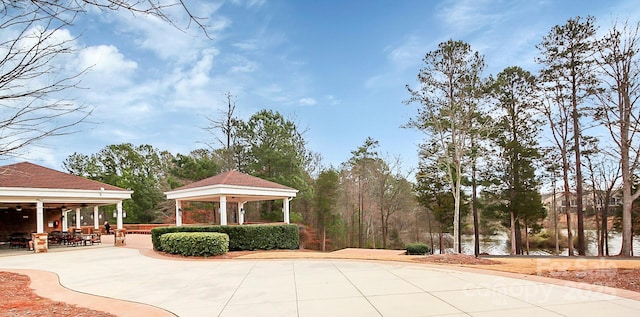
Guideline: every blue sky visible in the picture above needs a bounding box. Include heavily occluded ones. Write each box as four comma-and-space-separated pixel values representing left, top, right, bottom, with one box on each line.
11, 0, 640, 175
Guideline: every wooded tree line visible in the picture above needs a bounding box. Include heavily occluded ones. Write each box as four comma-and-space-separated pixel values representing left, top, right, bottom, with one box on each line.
61, 109, 419, 251
407, 16, 640, 257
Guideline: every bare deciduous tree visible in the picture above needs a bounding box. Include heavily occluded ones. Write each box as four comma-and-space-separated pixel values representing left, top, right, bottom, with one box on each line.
0, 0, 209, 158
594, 19, 640, 257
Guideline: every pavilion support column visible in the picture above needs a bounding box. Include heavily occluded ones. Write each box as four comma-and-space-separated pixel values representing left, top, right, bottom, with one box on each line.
220, 196, 227, 225
283, 197, 291, 224
62, 210, 68, 232
176, 200, 183, 227
36, 201, 44, 233
238, 201, 246, 225
93, 206, 99, 230
116, 201, 123, 230
75, 208, 81, 229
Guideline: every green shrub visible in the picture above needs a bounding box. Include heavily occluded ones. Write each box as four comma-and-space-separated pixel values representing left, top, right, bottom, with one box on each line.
151, 224, 300, 251
526, 230, 569, 250
160, 232, 229, 257
406, 243, 431, 255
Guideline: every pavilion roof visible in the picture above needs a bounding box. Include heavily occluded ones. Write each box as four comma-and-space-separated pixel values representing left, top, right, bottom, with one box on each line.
0, 162, 125, 191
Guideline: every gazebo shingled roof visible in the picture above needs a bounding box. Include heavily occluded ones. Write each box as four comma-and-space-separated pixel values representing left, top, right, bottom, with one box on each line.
173, 170, 294, 191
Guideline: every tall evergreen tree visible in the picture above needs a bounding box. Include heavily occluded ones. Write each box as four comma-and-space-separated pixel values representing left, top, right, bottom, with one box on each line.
537, 16, 598, 255
487, 66, 545, 255
314, 168, 340, 251
348, 137, 379, 248
406, 40, 485, 253
235, 109, 312, 221
415, 160, 469, 253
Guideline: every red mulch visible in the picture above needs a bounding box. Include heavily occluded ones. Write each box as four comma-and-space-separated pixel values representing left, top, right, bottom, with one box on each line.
540, 268, 640, 293
0, 272, 116, 317
413, 253, 502, 265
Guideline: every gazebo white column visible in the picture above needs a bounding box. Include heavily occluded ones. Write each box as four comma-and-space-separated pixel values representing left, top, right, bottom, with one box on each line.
93, 206, 99, 229
283, 197, 291, 224
116, 201, 123, 229
238, 201, 246, 225
75, 208, 81, 229
175, 200, 182, 227
220, 195, 227, 225
36, 201, 44, 233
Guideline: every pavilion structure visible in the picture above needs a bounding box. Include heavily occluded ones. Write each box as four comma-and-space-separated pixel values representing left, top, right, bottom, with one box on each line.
0, 162, 132, 239
164, 170, 298, 226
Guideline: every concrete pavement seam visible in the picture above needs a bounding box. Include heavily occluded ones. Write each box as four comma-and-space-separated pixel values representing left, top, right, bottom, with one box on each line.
331, 260, 384, 317
217, 260, 257, 317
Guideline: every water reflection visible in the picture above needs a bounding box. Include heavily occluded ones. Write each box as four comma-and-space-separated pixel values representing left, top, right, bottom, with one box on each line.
431, 231, 640, 256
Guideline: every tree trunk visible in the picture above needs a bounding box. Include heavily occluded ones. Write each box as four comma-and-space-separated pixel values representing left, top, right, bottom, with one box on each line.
552, 184, 559, 255
525, 222, 530, 255
427, 212, 434, 254
595, 197, 602, 257
439, 232, 443, 254
562, 163, 574, 256
515, 220, 523, 255
381, 207, 387, 249
322, 226, 326, 252
472, 160, 480, 257
453, 173, 461, 253
620, 133, 634, 256
604, 207, 609, 256
510, 211, 517, 255
573, 105, 586, 255
458, 209, 462, 254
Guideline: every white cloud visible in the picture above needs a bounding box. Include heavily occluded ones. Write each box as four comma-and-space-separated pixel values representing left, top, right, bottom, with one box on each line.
385, 36, 426, 70
14, 25, 76, 51
111, 3, 229, 63
78, 45, 138, 76
228, 54, 258, 73
230, 0, 266, 8
170, 51, 217, 108
230, 62, 257, 73
298, 97, 316, 106
233, 39, 258, 51
436, 0, 506, 33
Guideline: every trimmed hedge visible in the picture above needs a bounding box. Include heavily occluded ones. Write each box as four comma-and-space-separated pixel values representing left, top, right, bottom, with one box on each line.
160, 232, 229, 257
151, 224, 299, 251
406, 243, 431, 255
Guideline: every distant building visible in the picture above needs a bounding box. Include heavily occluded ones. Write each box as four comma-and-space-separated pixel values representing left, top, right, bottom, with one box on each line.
541, 190, 622, 215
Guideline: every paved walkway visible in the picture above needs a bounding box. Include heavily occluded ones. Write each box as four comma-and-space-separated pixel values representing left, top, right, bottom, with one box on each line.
1, 238, 639, 316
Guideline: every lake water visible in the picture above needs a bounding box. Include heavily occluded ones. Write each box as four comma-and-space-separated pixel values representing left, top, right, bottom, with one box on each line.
434, 231, 640, 256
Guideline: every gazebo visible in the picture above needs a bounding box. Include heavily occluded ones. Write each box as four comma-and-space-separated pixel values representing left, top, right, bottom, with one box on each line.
0, 162, 132, 240
164, 170, 298, 226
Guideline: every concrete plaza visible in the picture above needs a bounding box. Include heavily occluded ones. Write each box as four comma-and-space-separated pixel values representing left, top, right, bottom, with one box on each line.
1, 238, 639, 316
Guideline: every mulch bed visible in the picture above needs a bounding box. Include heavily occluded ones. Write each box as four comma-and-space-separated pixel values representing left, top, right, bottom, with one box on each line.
540, 268, 640, 293
412, 253, 502, 265
0, 272, 117, 317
